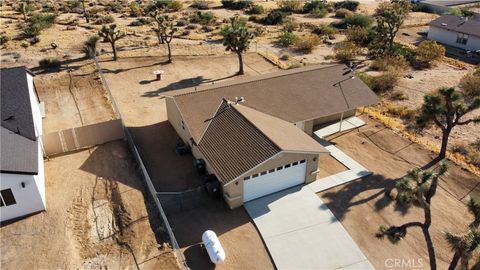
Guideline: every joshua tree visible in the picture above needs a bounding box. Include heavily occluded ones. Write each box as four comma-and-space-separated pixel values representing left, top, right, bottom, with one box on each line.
82, 35, 99, 59
221, 15, 254, 75
18, 1, 30, 21
151, 13, 176, 62
377, 162, 448, 270
371, 0, 410, 56
416, 87, 480, 166
150, 10, 165, 44
98, 24, 125, 61
445, 197, 480, 270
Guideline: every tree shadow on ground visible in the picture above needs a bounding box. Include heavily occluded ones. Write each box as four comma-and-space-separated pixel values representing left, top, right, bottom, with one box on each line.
320, 173, 413, 222
141, 73, 238, 97
98, 59, 168, 75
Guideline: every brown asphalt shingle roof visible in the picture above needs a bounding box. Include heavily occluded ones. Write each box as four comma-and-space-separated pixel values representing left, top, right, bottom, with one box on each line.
429, 15, 480, 37
171, 64, 379, 142
198, 101, 281, 184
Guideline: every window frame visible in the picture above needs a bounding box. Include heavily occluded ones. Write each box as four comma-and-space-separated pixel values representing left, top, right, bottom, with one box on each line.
0, 189, 16, 207
456, 33, 469, 45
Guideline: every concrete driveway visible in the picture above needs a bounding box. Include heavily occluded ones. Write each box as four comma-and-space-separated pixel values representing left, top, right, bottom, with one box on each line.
244, 186, 372, 270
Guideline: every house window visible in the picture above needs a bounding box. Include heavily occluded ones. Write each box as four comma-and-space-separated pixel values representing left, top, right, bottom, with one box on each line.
277, 166, 283, 171
300, 160, 306, 164
456, 33, 469, 45
244, 176, 250, 181
285, 164, 291, 168
292, 161, 299, 166
252, 173, 259, 178
181, 120, 185, 130
260, 171, 267, 176
268, 169, 275, 173
0, 189, 16, 207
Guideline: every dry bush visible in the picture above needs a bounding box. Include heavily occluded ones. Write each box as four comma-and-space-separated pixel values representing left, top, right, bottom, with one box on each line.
334, 41, 361, 62
390, 90, 409, 101
278, 0, 303, 12
414, 40, 445, 68
335, 8, 353, 18
459, 73, 480, 98
345, 26, 370, 46
371, 55, 408, 72
451, 142, 470, 156
363, 71, 400, 93
294, 35, 320, 53
384, 103, 416, 121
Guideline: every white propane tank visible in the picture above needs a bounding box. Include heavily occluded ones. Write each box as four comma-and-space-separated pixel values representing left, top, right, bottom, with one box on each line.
202, 230, 226, 264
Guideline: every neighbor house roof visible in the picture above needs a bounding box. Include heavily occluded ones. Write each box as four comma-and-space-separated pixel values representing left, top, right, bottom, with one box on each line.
0, 127, 39, 175
0, 66, 37, 141
171, 64, 379, 142
429, 15, 480, 37
197, 101, 281, 184
423, 0, 480, 7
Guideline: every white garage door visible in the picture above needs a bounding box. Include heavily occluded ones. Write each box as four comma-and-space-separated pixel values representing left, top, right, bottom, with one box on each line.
243, 161, 306, 202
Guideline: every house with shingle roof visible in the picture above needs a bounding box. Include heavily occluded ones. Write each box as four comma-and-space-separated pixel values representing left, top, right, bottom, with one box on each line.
428, 15, 480, 51
0, 66, 46, 222
165, 64, 379, 208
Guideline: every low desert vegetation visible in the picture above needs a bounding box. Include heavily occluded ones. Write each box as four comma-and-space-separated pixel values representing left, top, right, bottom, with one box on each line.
334, 41, 361, 62
414, 40, 445, 69
459, 71, 480, 98
221, 0, 254, 10
293, 34, 320, 53
277, 31, 298, 47
23, 12, 57, 38
189, 11, 214, 25
39, 57, 61, 70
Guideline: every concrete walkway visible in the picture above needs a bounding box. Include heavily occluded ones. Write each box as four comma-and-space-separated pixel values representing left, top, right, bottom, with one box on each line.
314, 117, 366, 138
309, 117, 372, 193
245, 186, 373, 270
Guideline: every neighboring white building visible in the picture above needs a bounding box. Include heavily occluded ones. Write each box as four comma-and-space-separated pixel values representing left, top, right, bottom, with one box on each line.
428, 15, 480, 51
0, 67, 46, 222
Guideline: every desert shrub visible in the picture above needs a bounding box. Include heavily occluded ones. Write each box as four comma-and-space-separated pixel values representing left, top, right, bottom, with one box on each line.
253, 25, 266, 36
448, 7, 475, 17
371, 55, 409, 72
128, 2, 143, 17
261, 9, 287, 25
390, 42, 416, 61
39, 57, 61, 70
95, 15, 115, 25
335, 8, 353, 18
334, 0, 359, 11
341, 14, 373, 28
186, 24, 197, 30
345, 25, 372, 46
452, 142, 470, 155
282, 18, 299, 32
0, 35, 10, 45
368, 71, 400, 93
176, 19, 188, 26
221, 0, 253, 10
411, 3, 427, 12
414, 40, 444, 68
280, 53, 290, 60
87, 7, 103, 18
334, 41, 361, 62
390, 90, 409, 101
294, 34, 320, 53
303, 0, 330, 13
459, 73, 480, 98
313, 24, 337, 38
310, 7, 328, 18
169, 0, 183, 11
385, 104, 416, 121
248, 4, 264, 14
105, 2, 122, 13
469, 152, 480, 167
277, 31, 298, 47
23, 13, 57, 38
248, 15, 259, 22
191, 0, 210, 10
278, 0, 303, 12
16, 2, 36, 14
190, 11, 214, 25
129, 17, 151, 26
67, 0, 81, 9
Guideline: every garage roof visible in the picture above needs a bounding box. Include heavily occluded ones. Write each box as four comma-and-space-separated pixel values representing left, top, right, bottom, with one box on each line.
171, 64, 379, 142
198, 100, 327, 184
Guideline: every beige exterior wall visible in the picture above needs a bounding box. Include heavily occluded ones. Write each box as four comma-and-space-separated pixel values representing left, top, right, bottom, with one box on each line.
303, 119, 314, 136
223, 151, 326, 209
166, 97, 193, 146
312, 109, 356, 127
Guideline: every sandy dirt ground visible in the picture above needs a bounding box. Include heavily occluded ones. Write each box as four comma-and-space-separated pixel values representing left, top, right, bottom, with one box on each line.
0, 141, 179, 270
318, 115, 479, 269
34, 60, 116, 133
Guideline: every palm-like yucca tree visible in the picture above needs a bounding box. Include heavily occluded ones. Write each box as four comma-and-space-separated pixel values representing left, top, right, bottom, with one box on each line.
377, 162, 448, 270
151, 13, 177, 63
98, 24, 125, 61
82, 35, 99, 59
445, 197, 480, 270
221, 15, 254, 75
